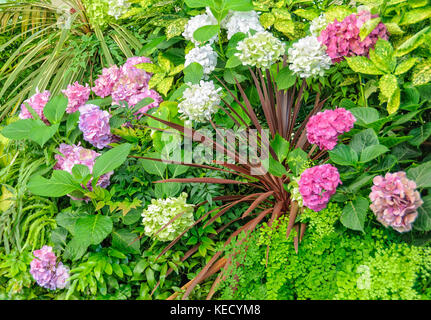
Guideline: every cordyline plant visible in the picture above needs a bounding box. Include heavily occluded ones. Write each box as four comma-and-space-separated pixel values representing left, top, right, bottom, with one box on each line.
136, 57, 329, 299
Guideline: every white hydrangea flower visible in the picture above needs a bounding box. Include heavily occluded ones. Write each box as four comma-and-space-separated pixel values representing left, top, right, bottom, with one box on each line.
141, 193, 195, 242
235, 31, 285, 69
309, 14, 327, 36
178, 80, 221, 123
184, 44, 218, 79
287, 35, 332, 78
107, 0, 130, 19
223, 10, 264, 39
182, 12, 218, 45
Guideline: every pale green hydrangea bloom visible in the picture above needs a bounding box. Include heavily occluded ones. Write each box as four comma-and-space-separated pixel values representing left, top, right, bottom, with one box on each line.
235, 31, 285, 69
141, 192, 195, 241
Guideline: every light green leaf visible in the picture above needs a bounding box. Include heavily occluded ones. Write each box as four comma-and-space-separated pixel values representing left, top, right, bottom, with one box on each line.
183, 62, 203, 84
387, 87, 401, 114
287, 148, 307, 176
349, 107, 380, 126
407, 161, 431, 188
400, 7, 431, 25
27, 170, 81, 197
350, 128, 379, 154
360, 144, 389, 163
225, 55, 241, 69
379, 74, 398, 99
394, 57, 417, 75
328, 144, 358, 166
74, 215, 113, 245
193, 25, 220, 44
384, 22, 404, 35
270, 134, 290, 162
276, 67, 297, 90
92, 143, 132, 178
340, 197, 369, 232
1, 119, 37, 140
395, 26, 429, 56
359, 17, 381, 41
43, 95, 68, 124
346, 56, 385, 75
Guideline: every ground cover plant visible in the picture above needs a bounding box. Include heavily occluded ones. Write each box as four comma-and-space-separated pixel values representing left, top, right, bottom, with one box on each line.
0, 0, 430, 300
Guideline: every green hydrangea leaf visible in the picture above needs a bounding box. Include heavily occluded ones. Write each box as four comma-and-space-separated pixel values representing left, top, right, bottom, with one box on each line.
340, 197, 369, 233
408, 122, 431, 147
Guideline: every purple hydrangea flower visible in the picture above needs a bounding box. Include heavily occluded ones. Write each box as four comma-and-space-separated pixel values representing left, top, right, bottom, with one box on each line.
30, 245, 70, 290
78, 104, 112, 149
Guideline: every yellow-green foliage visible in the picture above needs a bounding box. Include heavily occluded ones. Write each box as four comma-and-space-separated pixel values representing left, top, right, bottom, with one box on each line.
217, 203, 431, 300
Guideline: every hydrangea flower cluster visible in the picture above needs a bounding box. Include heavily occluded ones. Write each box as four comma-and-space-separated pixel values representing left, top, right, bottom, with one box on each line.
184, 44, 218, 79
92, 57, 162, 112
318, 11, 388, 63
223, 10, 264, 40
369, 172, 423, 233
54, 143, 113, 190
288, 36, 332, 78
306, 108, 356, 150
29, 245, 70, 290
141, 193, 195, 241
19, 90, 51, 124
235, 31, 285, 69
298, 164, 342, 212
178, 80, 221, 123
92, 65, 122, 98
309, 14, 328, 36
78, 104, 112, 149
62, 82, 91, 114
182, 11, 218, 45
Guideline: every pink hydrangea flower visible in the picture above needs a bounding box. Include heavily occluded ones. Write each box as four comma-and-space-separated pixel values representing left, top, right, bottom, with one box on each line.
306, 108, 356, 151
92, 65, 122, 98
19, 90, 51, 124
318, 11, 388, 63
30, 245, 70, 290
299, 164, 342, 212
62, 82, 91, 114
370, 171, 423, 233
111, 56, 153, 106
55, 143, 113, 191
78, 104, 112, 149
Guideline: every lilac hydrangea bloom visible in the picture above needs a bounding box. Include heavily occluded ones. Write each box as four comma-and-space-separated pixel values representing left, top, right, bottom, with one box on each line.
298, 164, 342, 212
129, 88, 163, 114
318, 11, 388, 63
62, 82, 91, 114
30, 245, 70, 290
306, 108, 356, 150
78, 104, 112, 149
19, 90, 51, 124
370, 171, 423, 232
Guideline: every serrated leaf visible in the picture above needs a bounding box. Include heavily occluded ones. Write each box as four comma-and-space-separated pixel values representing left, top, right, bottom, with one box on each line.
360, 144, 389, 163
414, 195, 431, 231
349, 107, 380, 126
408, 122, 431, 146
350, 128, 379, 154
407, 161, 431, 188
329, 144, 359, 166
74, 215, 113, 245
